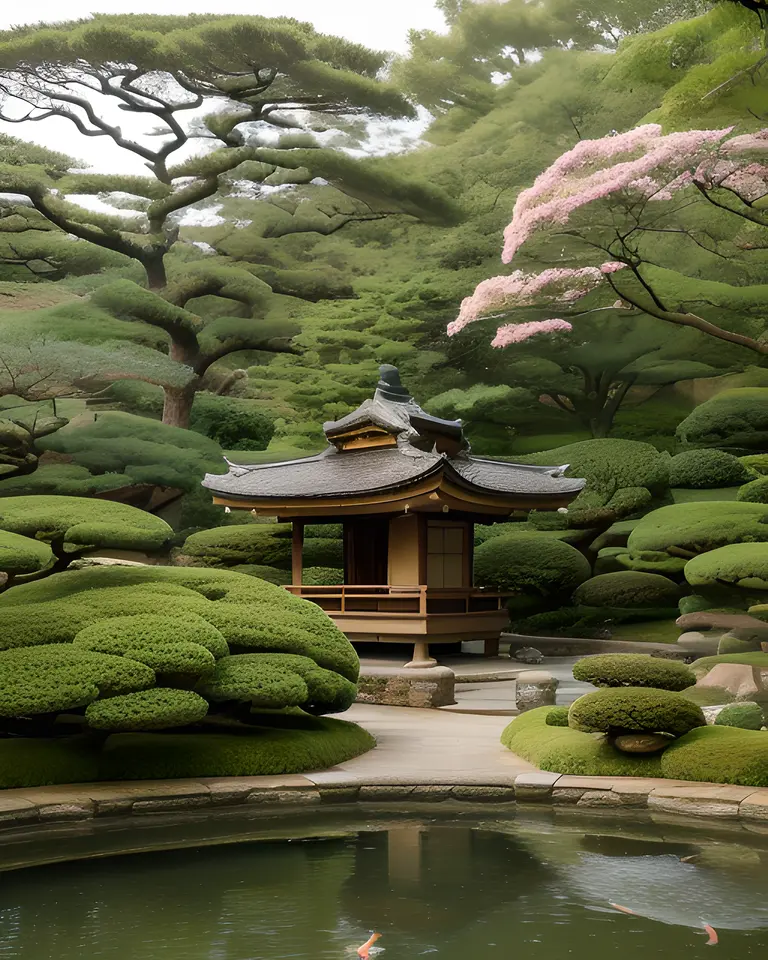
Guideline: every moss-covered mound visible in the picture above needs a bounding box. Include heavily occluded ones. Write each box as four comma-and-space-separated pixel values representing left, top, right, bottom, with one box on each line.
0, 715, 375, 788
474, 534, 590, 609
179, 524, 293, 567
622, 501, 768, 576
668, 449, 753, 489
572, 654, 695, 691
714, 702, 764, 730
569, 687, 705, 736
0, 529, 53, 577
501, 708, 768, 786
675, 387, 768, 455
661, 726, 768, 786
501, 708, 664, 777
685, 542, 768, 592
573, 572, 681, 621
737, 476, 768, 503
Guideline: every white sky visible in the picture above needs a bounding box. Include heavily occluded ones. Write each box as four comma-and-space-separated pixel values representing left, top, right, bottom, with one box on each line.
0, 1, 446, 173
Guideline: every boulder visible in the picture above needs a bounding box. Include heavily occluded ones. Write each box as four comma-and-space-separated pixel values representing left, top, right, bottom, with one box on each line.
696, 663, 766, 701
515, 671, 558, 712
676, 612, 768, 634
613, 733, 671, 754
513, 646, 544, 664
676, 631, 721, 656
701, 704, 731, 724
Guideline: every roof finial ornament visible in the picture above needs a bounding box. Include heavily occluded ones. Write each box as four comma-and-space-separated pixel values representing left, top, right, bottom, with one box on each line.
375, 364, 412, 404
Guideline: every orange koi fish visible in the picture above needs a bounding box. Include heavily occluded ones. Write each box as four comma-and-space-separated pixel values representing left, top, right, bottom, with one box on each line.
609, 903, 638, 916
357, 932, 382, 959
703, 923, 719, 946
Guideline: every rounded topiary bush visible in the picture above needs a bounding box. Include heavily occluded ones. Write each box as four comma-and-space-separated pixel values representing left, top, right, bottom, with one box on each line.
685, 542, 768, 592
573, 572, 681, 610
568, 687, 706, 736
572, 654, 696, 691
85, 689, 209, 731
545, 706, 570, 727
714, 702, 764, 730
668, 449, 753, 489
675, 387, 768, 454
189, 394, 274, 451
474, 534, 591, 600
302, 567, 343, 586
738, 476, 768, 503
179, 524, 293, 568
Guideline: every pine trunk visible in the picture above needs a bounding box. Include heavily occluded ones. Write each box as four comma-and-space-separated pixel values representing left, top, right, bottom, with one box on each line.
162, 383, 197, 428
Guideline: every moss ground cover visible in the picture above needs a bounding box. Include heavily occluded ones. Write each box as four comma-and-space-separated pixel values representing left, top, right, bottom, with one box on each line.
502, 708, 768, 786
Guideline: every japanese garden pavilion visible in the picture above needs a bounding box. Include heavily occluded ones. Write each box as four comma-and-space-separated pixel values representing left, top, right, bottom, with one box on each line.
203, 366, 584, 666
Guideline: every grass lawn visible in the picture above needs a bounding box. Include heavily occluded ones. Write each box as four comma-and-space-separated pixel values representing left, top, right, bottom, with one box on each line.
608, 619, 680, 644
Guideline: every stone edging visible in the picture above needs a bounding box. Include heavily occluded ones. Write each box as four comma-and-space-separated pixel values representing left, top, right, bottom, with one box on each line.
0, 772, 765, 829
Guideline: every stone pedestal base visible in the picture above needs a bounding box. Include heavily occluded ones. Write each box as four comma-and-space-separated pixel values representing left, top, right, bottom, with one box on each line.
356, 665, 456, 708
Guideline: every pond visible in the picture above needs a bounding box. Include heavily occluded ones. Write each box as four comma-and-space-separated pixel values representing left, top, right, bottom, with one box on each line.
0, 809, 767, 959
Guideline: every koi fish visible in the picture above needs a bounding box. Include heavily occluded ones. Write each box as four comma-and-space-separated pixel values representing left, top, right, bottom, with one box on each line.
357, 932, 382, 959
703, 923, 718, 946
609, 903, 638, 916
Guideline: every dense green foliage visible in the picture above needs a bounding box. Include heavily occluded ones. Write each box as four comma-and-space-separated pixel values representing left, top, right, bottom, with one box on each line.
714, 702, 764, 730
573, 572, 681, 610
189, 394, 275, 451
685, 542, 768, 592
568, 687, 706, 736
668, 449, 754, 488
676, 390, 768, 454
571, 654, 696, 691
502, 708, 768, 785
737, 476, 768, 503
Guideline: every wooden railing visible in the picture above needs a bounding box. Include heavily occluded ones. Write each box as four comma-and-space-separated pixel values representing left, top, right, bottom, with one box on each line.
283, 584, 506, 617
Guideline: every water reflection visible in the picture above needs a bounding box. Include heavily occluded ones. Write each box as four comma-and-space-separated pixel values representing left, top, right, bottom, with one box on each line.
0, 817, 766, 959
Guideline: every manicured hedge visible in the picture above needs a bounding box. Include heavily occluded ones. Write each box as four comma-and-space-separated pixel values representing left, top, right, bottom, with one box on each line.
685, 542, 768, 592
0, 530, 53, 576
573, 572, 681, 609
179, 524, 293, 567
501, 708, 768, 785
737, 476, 768, 503
625, 502, 768, 571
474, 534, 591, 597
85, 689, 210, 731
714, 702, 764, 730
668, 449, 753, 488
568, 687, 705, 736
0, 495, 173, 553
188, 393, 274, 451
545, 706, 570, 726
571, 654, 696, 691
675, 387, 768, 454
501, 708, 663, 777
73, 613, 229, 658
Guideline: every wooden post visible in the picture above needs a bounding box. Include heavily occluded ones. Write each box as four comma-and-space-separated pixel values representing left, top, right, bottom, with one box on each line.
291, 519, 304, 586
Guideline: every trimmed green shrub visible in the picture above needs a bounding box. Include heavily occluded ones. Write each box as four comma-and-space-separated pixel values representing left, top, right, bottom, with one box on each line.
178, 524, 293, 568
302, 538, 343, 568
568, 687, 705, 736
741, 454, 768, 476
0, 737, 100, 788
681, 685, 736, 707
573, 572, 681, 609
501, 707, 663, 777
624, 502, 768, 575
73, 613, 229, 659
37, 411, 226, 493
685, 543, 768, 592
0, 645, 155, 716
0, 464, 131, 499
302, 566, 343, 586
0, 495, 172, 553
545, 706, 570, 726
85, 689, 209, 731
676, 388, 768, 454
737, 476, 768, 503
594, 547, 631, 576
231, 564, 292, 585
474, 534, 591, 602
189, 393, 274, 451
668, 449, 753, 488
661, 725, 768, 786
714, 702, 764, 730
571, 654, 696, 691
0, 529, 53, 576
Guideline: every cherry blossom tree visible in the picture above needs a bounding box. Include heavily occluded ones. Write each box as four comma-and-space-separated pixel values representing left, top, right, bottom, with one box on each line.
449, 123, 768, 355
